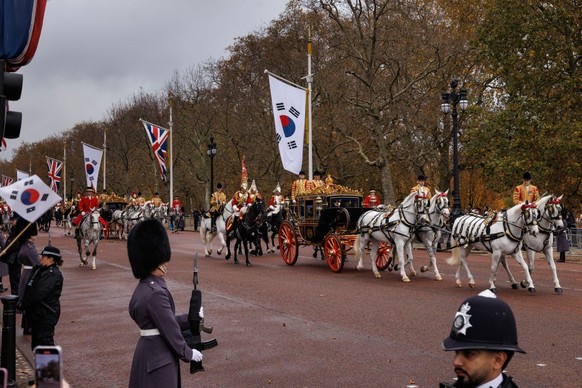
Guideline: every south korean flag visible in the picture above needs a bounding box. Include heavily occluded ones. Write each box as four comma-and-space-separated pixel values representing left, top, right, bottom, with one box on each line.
268, 74, 306, 174
0, 175, 62, 223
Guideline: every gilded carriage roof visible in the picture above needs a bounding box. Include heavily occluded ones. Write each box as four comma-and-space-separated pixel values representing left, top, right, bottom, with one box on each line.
303, 174, 362, 196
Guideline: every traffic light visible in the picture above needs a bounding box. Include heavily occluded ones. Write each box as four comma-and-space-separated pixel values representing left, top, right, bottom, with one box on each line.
1, 59, 23, 140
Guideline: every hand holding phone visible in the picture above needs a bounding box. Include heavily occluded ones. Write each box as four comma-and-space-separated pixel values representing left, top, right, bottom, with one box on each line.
34, 346, 62, 388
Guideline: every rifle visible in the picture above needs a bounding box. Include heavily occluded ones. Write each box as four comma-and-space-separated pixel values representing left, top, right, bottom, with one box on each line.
182, 252, 218, 374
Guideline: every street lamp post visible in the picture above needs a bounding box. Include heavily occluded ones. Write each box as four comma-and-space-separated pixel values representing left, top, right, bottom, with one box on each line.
207, 137, 217, 194
441, 78, 468, 220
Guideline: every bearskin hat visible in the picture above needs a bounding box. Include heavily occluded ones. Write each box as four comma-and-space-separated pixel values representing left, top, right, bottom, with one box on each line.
127, 219, 171, 279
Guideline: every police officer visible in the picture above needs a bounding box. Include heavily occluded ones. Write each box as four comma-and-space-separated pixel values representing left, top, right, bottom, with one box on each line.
440, 290, 525, 388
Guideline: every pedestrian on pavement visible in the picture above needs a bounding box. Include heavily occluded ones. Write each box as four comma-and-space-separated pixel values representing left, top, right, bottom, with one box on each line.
440, 290, 525, 388
127, 219, 202, 387
0, 233, 9, 292
556, 210, 569, 263
17, 246, 64, 350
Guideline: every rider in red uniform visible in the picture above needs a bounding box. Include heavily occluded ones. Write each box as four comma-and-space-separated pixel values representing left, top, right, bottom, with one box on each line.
72, 187, 107, 233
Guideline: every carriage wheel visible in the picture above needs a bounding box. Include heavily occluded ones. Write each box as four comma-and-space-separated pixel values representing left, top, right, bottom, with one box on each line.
375, 242, 392, 271
324, 234, 344, 273
278, 221, 298, 266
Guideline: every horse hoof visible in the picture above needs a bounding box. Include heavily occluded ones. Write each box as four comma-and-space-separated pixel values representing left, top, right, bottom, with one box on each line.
420, 265, 428, 273
490, 287, 497, 294
435, 275, 442, 281
555, 287, 563, 294
217, 249, 223, 255
511, 283, 519, 290
520, 280, 528, 288
374, 272, 382, 279
205, 252, 210, 257
91, 265, 96, 270
528, 287, 536, 294
469, 282, 476, 289
410, 271, 417, 277
387, 265, 393, 272
402, 276, 411, 283
393, 264, 400, 271
455, 283, 462, 288
246, 262, 252, 267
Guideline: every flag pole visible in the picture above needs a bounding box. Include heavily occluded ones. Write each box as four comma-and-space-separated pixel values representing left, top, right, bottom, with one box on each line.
306, 28, 313, 180
168, 91, 174, 208
63, 142, 67, 201
103, 128, 107, 191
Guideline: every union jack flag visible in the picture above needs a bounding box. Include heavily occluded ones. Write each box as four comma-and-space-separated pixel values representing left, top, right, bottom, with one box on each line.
1, 175, 13, 187
46, 157, 63, 193
141, 120, 170, 182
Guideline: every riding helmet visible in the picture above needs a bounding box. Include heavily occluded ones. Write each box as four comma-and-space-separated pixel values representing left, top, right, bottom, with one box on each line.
417, 175, 426, 181
442, 290, 525, 353
522, 171, 532, 180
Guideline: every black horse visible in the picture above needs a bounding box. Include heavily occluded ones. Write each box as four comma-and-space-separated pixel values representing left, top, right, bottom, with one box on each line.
225, 198, 265, 267
36, 209, 54, 232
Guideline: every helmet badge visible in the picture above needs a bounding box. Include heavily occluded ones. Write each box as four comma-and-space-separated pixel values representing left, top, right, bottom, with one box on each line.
452, 302, 473, 336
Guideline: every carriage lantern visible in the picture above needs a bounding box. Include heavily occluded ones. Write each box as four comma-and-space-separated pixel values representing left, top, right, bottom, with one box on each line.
441, 78, 468, 220
315, 196, 324, 211
283, 198, 290, 211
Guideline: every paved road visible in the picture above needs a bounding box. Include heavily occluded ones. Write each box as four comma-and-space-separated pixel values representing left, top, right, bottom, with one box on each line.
15, 225, 582, 387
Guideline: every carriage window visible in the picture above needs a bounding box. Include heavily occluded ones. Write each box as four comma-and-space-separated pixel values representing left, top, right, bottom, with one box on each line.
305, 200, 314, 218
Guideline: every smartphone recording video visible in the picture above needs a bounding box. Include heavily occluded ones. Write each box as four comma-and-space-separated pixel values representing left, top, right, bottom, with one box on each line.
34, 345, 62, 388
0, 367, 7, 388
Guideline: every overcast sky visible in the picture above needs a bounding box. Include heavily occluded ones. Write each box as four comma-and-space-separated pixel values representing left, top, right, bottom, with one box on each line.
5, 0, 289, 159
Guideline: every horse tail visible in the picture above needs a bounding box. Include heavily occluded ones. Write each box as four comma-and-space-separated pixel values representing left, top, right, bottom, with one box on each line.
353, 235, 361, 260
446, 236, 460, 265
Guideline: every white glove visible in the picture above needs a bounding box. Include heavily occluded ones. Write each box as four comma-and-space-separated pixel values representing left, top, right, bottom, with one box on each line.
81, 211, 86, 216
199, 306, 204, 319
233, 205, 238, 212
191, 349, 203, 362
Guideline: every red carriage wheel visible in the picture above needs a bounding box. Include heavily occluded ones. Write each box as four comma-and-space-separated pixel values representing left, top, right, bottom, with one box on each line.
278, 221, 298, 266
324, 234, 344, 273
375, 242, 392, 271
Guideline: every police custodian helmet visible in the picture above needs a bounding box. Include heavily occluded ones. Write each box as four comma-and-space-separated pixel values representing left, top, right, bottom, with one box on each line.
442, 290, 525, 353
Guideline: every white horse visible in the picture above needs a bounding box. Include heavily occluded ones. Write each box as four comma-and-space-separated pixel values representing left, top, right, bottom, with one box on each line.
124, 205, 144, 236
401, 190, 450, 280
354, 192, 431, 282
153, 203, 168, 224
110, 209, 126, 239
200, 202, 233, 257
499, 195, 565, 294
447, 202, 540, 293
76, 209, 102, 270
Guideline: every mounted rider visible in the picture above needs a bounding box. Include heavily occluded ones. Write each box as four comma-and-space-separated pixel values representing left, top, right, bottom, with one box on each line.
411, 175, 432, 197
209, 183, 226, 232
172, 195, 182, 215
231, 181, 251, 220
513, 171, 539, 205
267, 183, 284, 216
150, 192, 163, 207
72, 186, 107, 236
363, 189, 380, 208
248, 180, 262, 203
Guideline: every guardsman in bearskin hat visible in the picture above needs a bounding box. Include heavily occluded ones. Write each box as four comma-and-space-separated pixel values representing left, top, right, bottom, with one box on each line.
513, 171, 539, 205
411, 174, 431, 197
363, 189, 380, 208
440, 290, 525, 388
291, 170, 308, 201
72, 187, 107, 235
209, 183, 226, 232
127, 219, 203, 387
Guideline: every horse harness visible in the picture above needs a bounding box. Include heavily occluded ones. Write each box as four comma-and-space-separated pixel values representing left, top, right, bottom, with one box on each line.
524, 199, 563, 252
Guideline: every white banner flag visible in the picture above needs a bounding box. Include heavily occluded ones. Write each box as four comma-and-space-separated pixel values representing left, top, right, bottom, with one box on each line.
0, 175, 62, 223
16, 169, 29, 181
268, 74, 306, 174
83, 143, 103, 189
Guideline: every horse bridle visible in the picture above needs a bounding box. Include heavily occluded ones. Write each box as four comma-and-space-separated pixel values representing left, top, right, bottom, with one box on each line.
539, 200, 563, 234
504, 204, 538, 242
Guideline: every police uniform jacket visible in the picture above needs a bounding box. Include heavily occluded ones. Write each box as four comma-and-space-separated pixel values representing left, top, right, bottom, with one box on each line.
17, 241, 40, 299
129, 274, 193, 388
18, 263, 63, 325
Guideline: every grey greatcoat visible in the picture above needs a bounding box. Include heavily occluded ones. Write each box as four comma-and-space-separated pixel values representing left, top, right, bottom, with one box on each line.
128, 275, 193, 388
